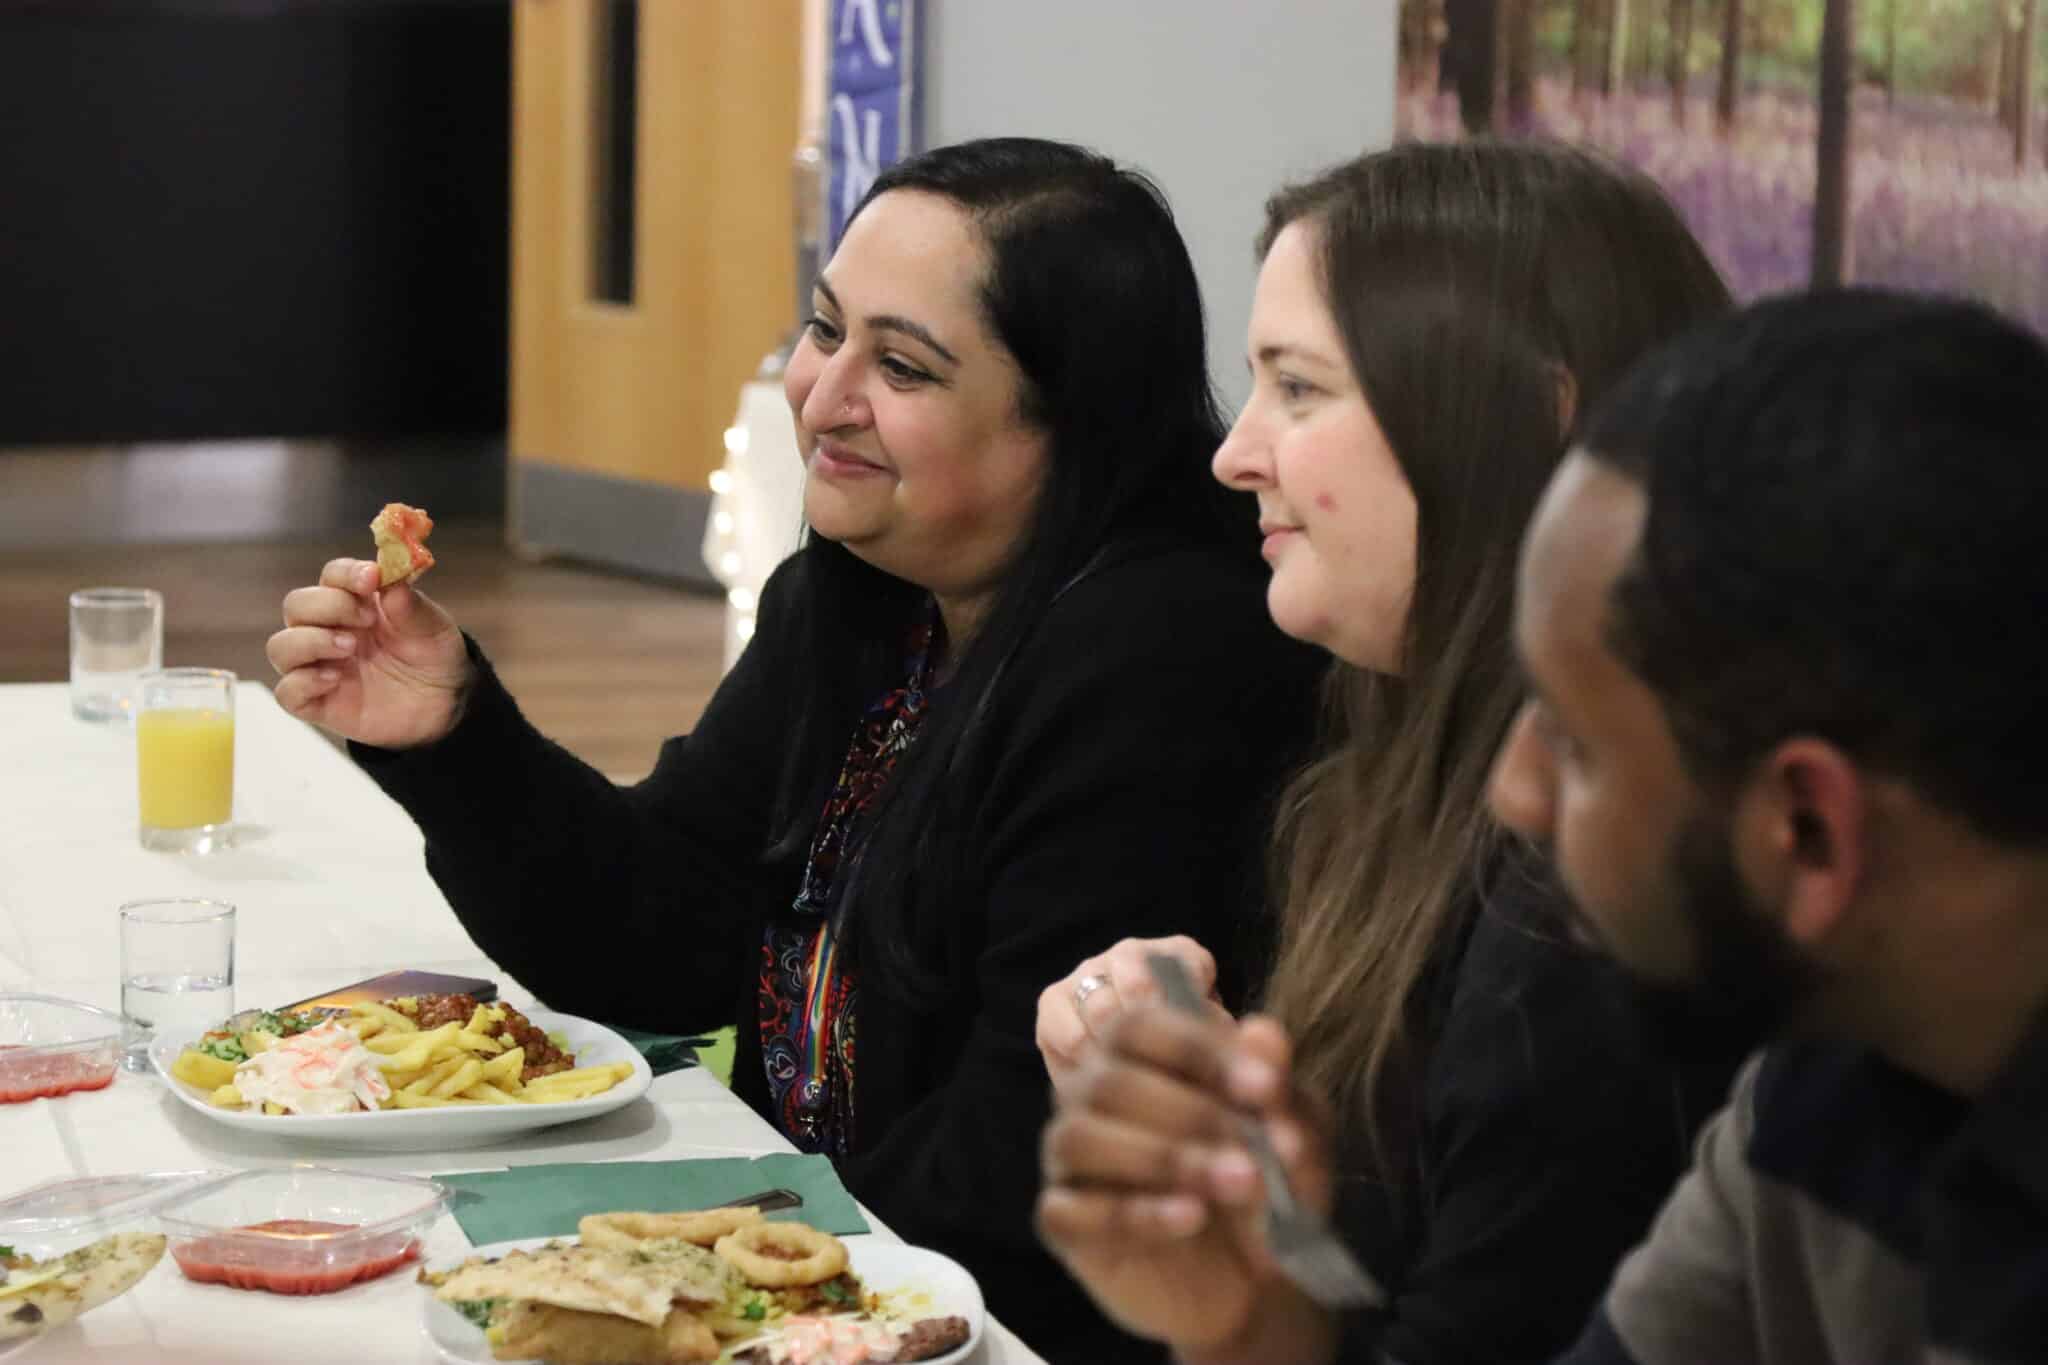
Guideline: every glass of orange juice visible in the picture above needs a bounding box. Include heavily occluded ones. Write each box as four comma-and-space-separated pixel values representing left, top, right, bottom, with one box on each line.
137, 668, 236, 854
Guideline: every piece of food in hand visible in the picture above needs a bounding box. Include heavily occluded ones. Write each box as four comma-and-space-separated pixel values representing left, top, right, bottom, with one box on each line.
579, 1206, 763, 1252
490, 1299, 721, 1364
370, 501, 436, 587
0, 1232, 166, 1341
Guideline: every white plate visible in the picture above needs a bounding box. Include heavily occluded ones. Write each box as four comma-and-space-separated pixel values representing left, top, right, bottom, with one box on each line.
421, 1234, 984, 1365
148, 1008, 653, 1150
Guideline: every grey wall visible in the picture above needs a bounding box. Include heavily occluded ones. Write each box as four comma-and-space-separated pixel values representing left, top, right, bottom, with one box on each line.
920, 2, 1397, 411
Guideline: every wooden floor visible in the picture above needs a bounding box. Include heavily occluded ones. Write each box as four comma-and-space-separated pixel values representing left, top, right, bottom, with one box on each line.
0, 528, 727, 777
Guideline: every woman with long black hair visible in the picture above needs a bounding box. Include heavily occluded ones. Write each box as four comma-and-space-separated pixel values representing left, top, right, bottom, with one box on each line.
268, 137, 1323, 1362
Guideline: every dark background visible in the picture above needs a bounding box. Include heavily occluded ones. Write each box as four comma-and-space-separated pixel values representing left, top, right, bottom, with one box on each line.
0, 0, 511, 445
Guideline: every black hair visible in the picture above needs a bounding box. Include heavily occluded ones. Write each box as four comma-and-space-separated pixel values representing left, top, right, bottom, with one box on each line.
771, 137, 1241, 1003
1582, 287, 2048, 846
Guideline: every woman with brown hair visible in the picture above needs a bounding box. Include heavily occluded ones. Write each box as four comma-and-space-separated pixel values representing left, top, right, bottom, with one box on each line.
1033, 140, 1744, 1363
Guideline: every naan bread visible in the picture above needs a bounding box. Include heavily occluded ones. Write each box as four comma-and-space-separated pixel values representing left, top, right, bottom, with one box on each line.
434, 1242, 732, 1326
491, 1299, 721, 1364
0, 1232, 166, 1341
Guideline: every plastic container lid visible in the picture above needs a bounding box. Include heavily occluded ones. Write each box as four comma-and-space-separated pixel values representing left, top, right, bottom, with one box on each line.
0, 995, 129, 1105
0, 1170, 223, 1252
152, 1166, 447, 1236
0, 995, 124, 1049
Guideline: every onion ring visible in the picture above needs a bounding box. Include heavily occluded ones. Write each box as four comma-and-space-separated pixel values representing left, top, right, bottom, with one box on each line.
712, 1223, 849, 1288
579, 1207, 763, 1251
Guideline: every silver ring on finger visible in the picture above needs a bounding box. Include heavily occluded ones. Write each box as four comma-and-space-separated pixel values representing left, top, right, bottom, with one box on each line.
1072, 973, 1111, 1013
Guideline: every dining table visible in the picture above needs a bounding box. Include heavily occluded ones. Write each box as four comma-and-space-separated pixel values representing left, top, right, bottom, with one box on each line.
0, 681, 1049, 1364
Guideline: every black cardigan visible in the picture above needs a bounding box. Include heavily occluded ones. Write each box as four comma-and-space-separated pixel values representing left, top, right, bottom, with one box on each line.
1333, 859, 1748, 1364
354, 536, 1325, 1364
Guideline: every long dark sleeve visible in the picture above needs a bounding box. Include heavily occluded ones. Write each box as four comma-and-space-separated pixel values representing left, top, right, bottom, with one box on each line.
838, 550, 1323, 1362
350, 558, 808, 1036
1345, 883, 1746, 1365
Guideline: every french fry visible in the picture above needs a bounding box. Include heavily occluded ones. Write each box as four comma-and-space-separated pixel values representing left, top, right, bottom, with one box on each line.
480, 1047, 525, 1087
208, 1083, 244, 1108
402, 1055, 468, 1095
363, 1031, 425, 1056
461, 1004, 499, 1037
374, 1023, 460, 1074
388, 1089, 458, 1109
462, 1081, 519, 1105
352, 1001, 418, 1036
429, 1058, 484, 1098
521, 1061, 633, 1103
527, 1062, 633, 1089
452, 1029, 505, 1055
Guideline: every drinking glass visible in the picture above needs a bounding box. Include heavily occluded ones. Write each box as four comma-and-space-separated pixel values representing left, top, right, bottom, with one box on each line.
136, 668, 236, 854
118, 898, 236, 1072
69, 588, 163, 724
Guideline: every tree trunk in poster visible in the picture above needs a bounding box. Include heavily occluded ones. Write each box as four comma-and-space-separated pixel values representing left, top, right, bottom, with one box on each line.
1813, 0, 1855, 286
1446, 0, 1501, 131
2000, 15, 2020, 133
1717, 0, 1742, 131
1669, 0, 1694, 124
1605, 0, 1632, 95
1882, 0, 1897, 106
2019, 0, 2039, 166
1572, 0, 1592, 92
1505, 0, 1535, 124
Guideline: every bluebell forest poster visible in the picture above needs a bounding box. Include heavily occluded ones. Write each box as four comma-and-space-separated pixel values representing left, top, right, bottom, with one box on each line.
1396, 0, 2048, 328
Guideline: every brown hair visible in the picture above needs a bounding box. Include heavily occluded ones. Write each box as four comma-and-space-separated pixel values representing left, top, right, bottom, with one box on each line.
1258, 140, 1731, 1175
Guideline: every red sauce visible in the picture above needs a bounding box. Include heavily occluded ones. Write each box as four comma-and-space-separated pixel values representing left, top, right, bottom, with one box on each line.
171, 1220, 422, 1295
0, 1048, 117, 1104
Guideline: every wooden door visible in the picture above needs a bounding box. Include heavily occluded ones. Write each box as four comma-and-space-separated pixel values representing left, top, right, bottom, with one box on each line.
508, 0, 801, 583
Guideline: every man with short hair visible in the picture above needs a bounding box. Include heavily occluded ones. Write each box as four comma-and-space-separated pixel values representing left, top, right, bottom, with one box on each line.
1490, 288, 2048, 1363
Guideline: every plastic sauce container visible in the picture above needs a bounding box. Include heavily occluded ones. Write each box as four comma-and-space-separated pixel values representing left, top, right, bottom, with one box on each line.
156, 1168, 449, 1295
0, 995, 124, 1103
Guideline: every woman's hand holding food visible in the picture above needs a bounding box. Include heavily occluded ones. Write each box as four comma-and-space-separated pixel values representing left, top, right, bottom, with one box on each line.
1036, 935, 1232, 1100
1036, 1007, 1343, 1365
267, 559, 471, 749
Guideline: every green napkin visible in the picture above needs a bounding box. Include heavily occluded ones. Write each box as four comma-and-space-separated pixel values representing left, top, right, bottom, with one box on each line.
608, 1027, 709, 1078
439, 1155, 870, 1246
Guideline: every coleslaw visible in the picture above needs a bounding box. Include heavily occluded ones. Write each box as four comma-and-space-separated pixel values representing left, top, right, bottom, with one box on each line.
232, 1021, 391, 1115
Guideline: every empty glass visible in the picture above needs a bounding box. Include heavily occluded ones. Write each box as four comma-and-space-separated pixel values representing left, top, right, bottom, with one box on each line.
69, 588, 163, 723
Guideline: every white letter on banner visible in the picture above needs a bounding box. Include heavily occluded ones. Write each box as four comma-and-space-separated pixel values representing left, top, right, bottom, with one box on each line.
834, 93, 883, 224
837, 0, 894, 68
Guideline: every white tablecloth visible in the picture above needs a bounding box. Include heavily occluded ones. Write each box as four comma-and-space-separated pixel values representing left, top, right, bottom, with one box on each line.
0, 683, 1045, 1364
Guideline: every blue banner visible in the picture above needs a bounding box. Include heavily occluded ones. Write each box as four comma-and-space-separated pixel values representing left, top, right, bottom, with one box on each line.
825, 0, 919, 249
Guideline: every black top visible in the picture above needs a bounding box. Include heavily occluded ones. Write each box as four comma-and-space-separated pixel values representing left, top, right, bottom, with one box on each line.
1338, 859, 1747, 1364
354, 536, 1325, 1365
1562, 1016, 2048, 1365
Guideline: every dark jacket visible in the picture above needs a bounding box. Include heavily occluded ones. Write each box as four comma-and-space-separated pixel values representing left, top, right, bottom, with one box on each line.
1562, 1025, 2048, 1365
1337, 861, 1747, 1364
355, 536, 1324, 1364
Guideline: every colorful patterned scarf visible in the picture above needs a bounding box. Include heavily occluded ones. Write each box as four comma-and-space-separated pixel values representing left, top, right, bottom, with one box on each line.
757, 606, 939, 1155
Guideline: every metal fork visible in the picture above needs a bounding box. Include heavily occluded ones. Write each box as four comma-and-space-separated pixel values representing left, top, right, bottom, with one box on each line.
1145, 954, 1387, 1311
710, 1187, 804, 1213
